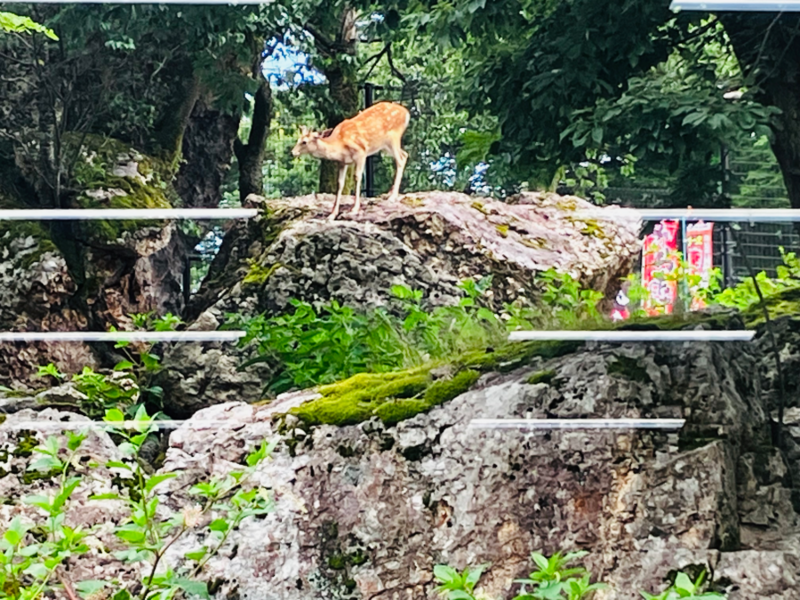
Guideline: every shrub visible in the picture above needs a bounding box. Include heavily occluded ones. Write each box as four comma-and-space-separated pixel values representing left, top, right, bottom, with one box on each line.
0, 406, 275, 600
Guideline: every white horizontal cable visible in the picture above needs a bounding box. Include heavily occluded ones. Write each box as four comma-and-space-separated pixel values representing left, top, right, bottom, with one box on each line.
0, 208, 257, 221
575, 208, 800, 222
0, 418, 687, 432
508, 330, 755, 342
0, 420, 248, 431
670, 1, 800, 10
0, 331, 245, 343
469, 418, 686, 430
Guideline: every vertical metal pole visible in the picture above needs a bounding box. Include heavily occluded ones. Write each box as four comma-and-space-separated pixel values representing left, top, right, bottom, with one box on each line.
719, 144, 733, 288
720, 225, 729, 289
681, 216, 688, 307
364, 82, 375, 198
183, 256, 191, 308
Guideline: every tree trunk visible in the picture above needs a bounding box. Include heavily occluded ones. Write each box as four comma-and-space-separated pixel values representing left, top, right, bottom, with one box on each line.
148, 55, 201, 165
718, 14, 800, 211
315, 7, 360, 193
234, 79, 273, 202
174, 96, 240, 209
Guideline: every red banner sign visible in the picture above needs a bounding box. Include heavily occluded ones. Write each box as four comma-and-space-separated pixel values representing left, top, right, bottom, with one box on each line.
686, 220, 715, 310
642, 220, 680, 315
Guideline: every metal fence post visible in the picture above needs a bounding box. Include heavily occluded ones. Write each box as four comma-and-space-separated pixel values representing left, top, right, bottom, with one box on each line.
364, 82, 375, 198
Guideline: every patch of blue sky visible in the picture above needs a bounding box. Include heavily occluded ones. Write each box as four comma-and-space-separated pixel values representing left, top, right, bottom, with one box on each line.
262, 40, 326, 88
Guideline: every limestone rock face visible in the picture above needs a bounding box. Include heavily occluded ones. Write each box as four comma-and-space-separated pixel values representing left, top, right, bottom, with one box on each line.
3, 325, 800, 598
0, 223, 185, 388
190, 191, 640, 319
168, 191, 641, 414
152, 329, 800, 600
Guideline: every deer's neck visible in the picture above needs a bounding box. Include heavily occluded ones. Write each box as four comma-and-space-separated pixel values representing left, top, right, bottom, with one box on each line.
311, 138, 352, 163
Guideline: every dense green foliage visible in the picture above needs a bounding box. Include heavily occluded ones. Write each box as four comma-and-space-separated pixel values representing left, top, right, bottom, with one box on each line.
0, 11, 57, 38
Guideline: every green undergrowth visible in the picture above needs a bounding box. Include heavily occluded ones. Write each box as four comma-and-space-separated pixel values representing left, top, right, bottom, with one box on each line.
280, 308, 749, 430
740, 284, 800, 326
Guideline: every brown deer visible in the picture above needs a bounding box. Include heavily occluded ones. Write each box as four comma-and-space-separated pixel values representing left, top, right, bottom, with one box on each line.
291, 102, 410, 220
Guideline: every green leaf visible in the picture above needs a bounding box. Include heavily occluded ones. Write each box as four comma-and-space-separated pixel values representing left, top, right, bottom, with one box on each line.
208, 519, 229, 533
114, 526, 146, 544
185, 547, 208, 562
175, 579, 210, 599
75, 580, 107, 597
433, 565, 460, 584
23, 562, 50, 579
104, 408, 125, 423
674, 572, 695, 593
145, 472, 177, 493
28, 456, 63, 472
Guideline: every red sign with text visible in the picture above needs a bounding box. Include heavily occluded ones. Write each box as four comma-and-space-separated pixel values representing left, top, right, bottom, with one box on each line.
686, 220, 715, 310
642, 220, 680, 316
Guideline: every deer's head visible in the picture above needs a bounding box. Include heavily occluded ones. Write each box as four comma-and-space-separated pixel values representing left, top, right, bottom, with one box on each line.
291, 126, 322, 157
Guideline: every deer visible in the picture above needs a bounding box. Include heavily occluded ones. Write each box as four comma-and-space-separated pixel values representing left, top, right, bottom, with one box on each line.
291, 101, 410, 221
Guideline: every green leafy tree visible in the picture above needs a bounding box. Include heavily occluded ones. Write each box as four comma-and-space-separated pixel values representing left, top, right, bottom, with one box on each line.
367, 1, 793, 207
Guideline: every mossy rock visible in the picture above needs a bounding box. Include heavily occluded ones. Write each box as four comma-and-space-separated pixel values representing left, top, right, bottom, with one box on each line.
243, 261, 282, 287
526, 369, 556, 385
741, 285, 800, 327
285, 340, 585, 429
0, 221, 58, 269
68, 133, 175, 241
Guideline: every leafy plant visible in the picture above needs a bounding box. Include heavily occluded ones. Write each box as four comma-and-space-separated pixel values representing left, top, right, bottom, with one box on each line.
433, 563, 489, 600
641, 571, 724, 600
35, 312, 183, 419
0, 407, 276, 600
503, 269, 604, 331
434, 552, 724, 600
513, 551, 605, 600
0, 11, 58, 39
229, 277, 508, 396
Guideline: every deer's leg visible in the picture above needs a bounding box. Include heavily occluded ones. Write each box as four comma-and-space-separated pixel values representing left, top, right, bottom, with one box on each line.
387, 140, 408, 201
329, 163, 348, 221
349, 155, 366, 216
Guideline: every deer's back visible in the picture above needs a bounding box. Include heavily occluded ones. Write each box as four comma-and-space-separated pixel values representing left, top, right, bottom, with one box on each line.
334, 102, 410, 151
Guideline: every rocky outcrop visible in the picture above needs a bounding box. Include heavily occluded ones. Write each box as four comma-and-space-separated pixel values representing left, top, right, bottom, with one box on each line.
0, 222, 185, 389
152, 322, 800, 600
163, 191, 641, 415
189, 191, 640, 320
4, 317, 800, 598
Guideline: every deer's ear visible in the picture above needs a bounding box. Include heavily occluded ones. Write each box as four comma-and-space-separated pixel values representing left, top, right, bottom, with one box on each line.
300, 126, 309, 135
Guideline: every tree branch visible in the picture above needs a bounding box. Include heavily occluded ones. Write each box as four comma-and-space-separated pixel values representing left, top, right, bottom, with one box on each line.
303, 21, 335, 56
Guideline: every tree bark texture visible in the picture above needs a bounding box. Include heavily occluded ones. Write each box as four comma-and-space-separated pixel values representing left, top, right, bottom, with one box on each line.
719, 14, 800, 212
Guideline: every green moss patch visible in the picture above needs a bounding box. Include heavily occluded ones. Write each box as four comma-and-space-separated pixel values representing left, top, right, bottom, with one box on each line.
68, 134, 174, 241
243, 261, 282, 286
0, 198, 58, 268
527, 369, 556, 385
285, 340, 584, 429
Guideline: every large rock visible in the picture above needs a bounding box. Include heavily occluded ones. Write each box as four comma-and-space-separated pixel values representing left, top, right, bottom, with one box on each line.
151, 324, 800, 600
165, 191, 641, 414
0, 223, 185, 389
190, 191, 640, 319
3, 322, 800, 598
